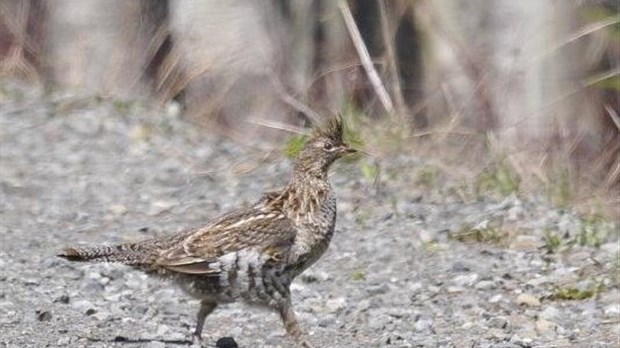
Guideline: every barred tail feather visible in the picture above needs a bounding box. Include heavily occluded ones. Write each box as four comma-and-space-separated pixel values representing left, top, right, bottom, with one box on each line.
58, 243, 152, 265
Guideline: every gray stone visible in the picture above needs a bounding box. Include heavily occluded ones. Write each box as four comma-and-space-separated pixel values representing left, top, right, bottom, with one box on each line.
452, 273, 479, 287
475, 280, 497, 290
540, 306, 561, 321
516, 294, 541, 307
325, 297, 347, 314
413, 318, 434, 332
487, 316, 508, 329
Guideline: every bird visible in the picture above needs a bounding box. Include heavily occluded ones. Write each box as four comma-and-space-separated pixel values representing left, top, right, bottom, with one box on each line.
58, 115, 356, 348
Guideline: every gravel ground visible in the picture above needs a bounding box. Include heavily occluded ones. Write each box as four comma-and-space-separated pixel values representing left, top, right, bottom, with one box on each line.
1, 83, 619, 348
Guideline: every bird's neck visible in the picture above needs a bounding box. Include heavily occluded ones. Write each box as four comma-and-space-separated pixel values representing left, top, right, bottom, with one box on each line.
278, 169, 332, 219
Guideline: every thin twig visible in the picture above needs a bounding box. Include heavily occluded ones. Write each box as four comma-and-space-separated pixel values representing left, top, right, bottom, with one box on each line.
337, 0, 394, 114
248, 118, 309, 136
604, 104, 620, 131
378, 0, 406, 117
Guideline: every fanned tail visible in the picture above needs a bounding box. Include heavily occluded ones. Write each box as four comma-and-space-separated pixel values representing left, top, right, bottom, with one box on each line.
58, 243, 154, 265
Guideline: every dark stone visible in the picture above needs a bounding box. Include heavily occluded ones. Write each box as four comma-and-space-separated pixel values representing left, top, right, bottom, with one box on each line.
216, 336, 238, 348
36, 310, 52, 321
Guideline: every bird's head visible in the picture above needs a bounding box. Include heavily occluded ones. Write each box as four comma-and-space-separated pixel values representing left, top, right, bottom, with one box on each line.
294, 115, 356, 176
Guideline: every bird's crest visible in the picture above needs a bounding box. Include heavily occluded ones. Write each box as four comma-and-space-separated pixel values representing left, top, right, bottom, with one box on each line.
311, 114, 344, 143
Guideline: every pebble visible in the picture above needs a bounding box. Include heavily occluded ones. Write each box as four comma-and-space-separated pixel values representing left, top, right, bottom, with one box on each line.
413, 318, 434, 332
366, 283, 390, 296
451, 261, 473, 273
516, 294, 541, 307
487, 316, 508, 329
475, 280, 497, 290
540, 306, 561, 321
489, 294, 504, 303
325, 297, 347, 314
446, 286, 465, 293
536, 319, 557, 334
452, 273, 479, 287
57, 337, 71, 346
81, 271, 106, 292
356, 299, 371, 312
386, 307, 409, 319
368, 314, 391, 330
604, 304, 620, 316
36, 310, 52, 322
70, 299, 96, 314
156, 324, 169, 336
108, 204, 128, 215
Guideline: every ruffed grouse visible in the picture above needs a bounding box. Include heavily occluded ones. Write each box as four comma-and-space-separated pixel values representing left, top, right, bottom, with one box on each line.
58, 116, 355, 348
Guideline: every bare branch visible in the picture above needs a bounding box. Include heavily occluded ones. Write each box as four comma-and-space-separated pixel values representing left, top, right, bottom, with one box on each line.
337, 0, 394, 114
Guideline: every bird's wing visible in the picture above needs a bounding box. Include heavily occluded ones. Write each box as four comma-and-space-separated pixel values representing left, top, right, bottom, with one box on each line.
155, 207, 296, 275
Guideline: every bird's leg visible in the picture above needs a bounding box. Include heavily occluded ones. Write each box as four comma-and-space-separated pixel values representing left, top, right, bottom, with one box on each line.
276, 297, 315, 348
193, 300, 217, 344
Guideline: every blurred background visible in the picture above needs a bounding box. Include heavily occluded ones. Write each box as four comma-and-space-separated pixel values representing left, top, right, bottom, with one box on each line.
1, 0, 618, 217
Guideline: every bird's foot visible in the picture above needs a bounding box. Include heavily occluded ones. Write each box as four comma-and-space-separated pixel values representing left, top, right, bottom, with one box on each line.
299, 338, 316, 348
191, 333, 203, 347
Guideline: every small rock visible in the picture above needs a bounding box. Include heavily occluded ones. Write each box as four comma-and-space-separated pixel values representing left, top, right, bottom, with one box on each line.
540, 306, 561, 321
71, 299, 95, 314
452, 273, 479, 287
301, 270, 331, 283
510, 334, 533, 347
413, 318, 434, 332
81, 271, 105, 292
108, 204, 128, 215
124, 273, 147, 290
605, 304, 620, 316
516, 294, 541, 307
36, 310, 52, 322
57, 337, 71, 346
446, 286, 465, 293
489, 294, 504, 303
510, 235, 543, 251
418, 229, 436, 243
487, 328, 510, 340
487, 316, 508, 329
91, 311, 109, 321
536, 319, 557, 334
601, 242, 620, 255
147, 200, 178, 216
156, 324, 169, 336
475, 280, 497, 290
216, 337, 238, 348
368, 314, 391, 330
387, 307, 409, 319
318, 316, 335, 328
148, 288, 177, 304
451, 261, 473, 273
100, 266, 124, 280
356, 299, 371, 312
54, 294, 70, 304
325, 297, 347, 314
366, 283, 390, 296
427, 285, 441, 294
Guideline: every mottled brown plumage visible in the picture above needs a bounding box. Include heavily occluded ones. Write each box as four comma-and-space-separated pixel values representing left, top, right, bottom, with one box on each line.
58, 115, 355, 348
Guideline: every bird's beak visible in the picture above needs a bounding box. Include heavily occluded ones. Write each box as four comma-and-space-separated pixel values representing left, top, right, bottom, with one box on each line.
340, 145, 357, 154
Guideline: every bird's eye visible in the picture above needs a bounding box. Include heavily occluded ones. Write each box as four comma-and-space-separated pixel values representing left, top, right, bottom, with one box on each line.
323, 142, 334, 151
